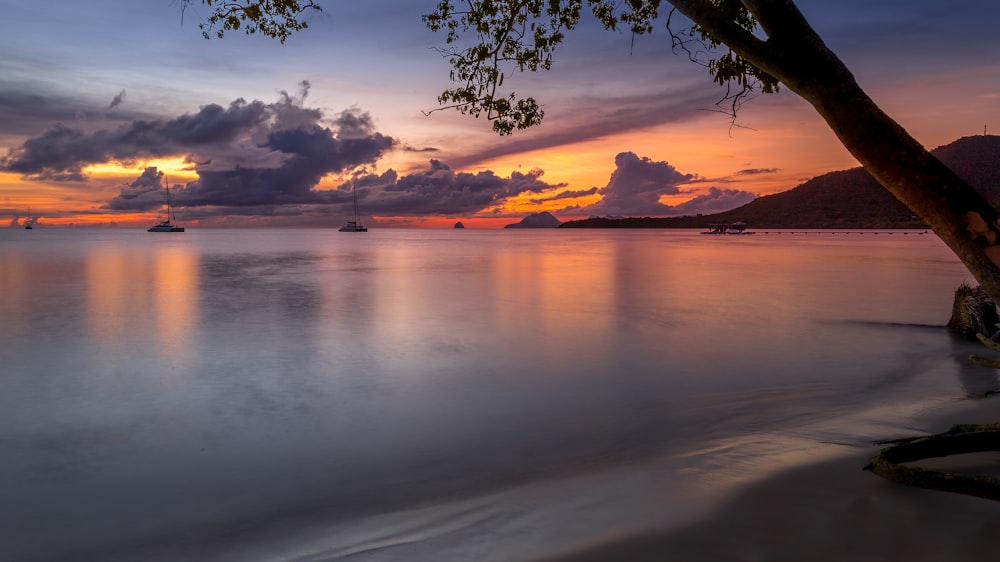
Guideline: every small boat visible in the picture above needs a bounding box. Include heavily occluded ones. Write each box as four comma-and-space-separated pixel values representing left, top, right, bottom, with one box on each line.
148, 183, 184, 232
24, 208, 33, 229
339, 179, 367, 232
339, 220, 367, 232
147, 221, 184, 232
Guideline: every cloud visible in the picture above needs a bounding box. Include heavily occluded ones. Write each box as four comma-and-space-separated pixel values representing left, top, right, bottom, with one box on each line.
104, 166, 167, 211
401, 145, 440, 153
530, 187, 599, 204
1, 82, 397, 212
669, 186, 758, 215
0, 82, 395, 211
556, 152, 758, 218
358, 160, 562, 216
173, 108, 394, 208
0, 90, 96, 139
2, 98, 276, 181
571, 152, 694, 217
0, 87, 164, 154
104, 156, 564, 220
0, 80, 757, 223
108, 90, 126, 109
3, 80, 574, 221
441, 84, 721, 170
735, 168, 779, 176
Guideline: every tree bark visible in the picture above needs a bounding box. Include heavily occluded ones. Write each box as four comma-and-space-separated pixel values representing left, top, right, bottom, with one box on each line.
669, 0, 1000, 304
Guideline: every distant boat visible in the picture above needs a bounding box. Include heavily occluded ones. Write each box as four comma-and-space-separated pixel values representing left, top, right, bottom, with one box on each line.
24, 208, 33, 229
339, 220, 367, 232
339, 179, 367, 232
148, 183, 184, 232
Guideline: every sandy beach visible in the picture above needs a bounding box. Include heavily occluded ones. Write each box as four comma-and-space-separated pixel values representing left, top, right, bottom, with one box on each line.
541, 396, 1000, 562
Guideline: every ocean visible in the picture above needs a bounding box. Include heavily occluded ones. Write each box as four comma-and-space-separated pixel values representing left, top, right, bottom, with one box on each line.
1, 227, 994, 561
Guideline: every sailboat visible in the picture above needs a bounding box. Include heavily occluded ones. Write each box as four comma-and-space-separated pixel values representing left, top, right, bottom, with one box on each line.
24, 208, 32, 229
148, 182, 184, 232
339, 179, 367, 232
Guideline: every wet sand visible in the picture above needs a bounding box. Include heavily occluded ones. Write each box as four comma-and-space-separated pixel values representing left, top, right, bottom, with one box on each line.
541, 397, 1000, 562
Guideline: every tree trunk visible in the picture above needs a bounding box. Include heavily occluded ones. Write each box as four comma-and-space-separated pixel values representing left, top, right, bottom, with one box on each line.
772, 34, 1000, 304
669, 0, 1000, 305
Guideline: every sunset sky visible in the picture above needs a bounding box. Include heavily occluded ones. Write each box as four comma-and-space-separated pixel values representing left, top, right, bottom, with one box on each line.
1, 0, 998, 228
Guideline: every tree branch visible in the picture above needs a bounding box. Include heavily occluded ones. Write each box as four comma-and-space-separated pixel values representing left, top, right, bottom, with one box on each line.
667, 0, 774, 65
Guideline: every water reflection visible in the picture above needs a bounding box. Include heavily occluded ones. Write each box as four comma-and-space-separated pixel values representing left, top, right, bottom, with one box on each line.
490, 238, 617, 374
196, 251, 325, 369
0, 247, 31, 343
84, 243, 139, 344
152, 246, 199, 382
83, 244, 199, 379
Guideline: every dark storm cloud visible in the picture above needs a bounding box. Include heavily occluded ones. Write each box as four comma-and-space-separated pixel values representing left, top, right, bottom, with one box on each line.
0, 91, 78, 135
572, 152, 694, 217
358, 160, 561, 216
104, 167, 166, 211
175, 110, 394, 208
0, 82, 397, 211
1, 97, 274, 181
2, 76, 565, 220
0, 89, 147, 141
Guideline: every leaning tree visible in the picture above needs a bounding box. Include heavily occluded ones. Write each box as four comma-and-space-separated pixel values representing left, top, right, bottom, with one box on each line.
189, 0, 1000, 304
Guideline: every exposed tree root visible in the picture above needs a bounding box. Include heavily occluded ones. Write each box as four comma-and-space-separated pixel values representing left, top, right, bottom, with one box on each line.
865, 424, 1000, 501
970, 354, 1000, 369
971, 332, 1000, 368
976, 332, 1000, 353
868, 285, 1000, 500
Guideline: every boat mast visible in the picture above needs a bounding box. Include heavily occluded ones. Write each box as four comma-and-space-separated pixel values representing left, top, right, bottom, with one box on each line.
163, 174, 176, 224
352, 178, 360, 224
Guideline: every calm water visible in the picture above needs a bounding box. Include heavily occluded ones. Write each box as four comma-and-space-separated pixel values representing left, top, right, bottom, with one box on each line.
1, 228, 994, 561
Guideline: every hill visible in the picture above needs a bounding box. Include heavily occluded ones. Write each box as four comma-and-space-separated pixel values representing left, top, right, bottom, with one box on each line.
560, 135, 1000, 229
504, 211, 562, 228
